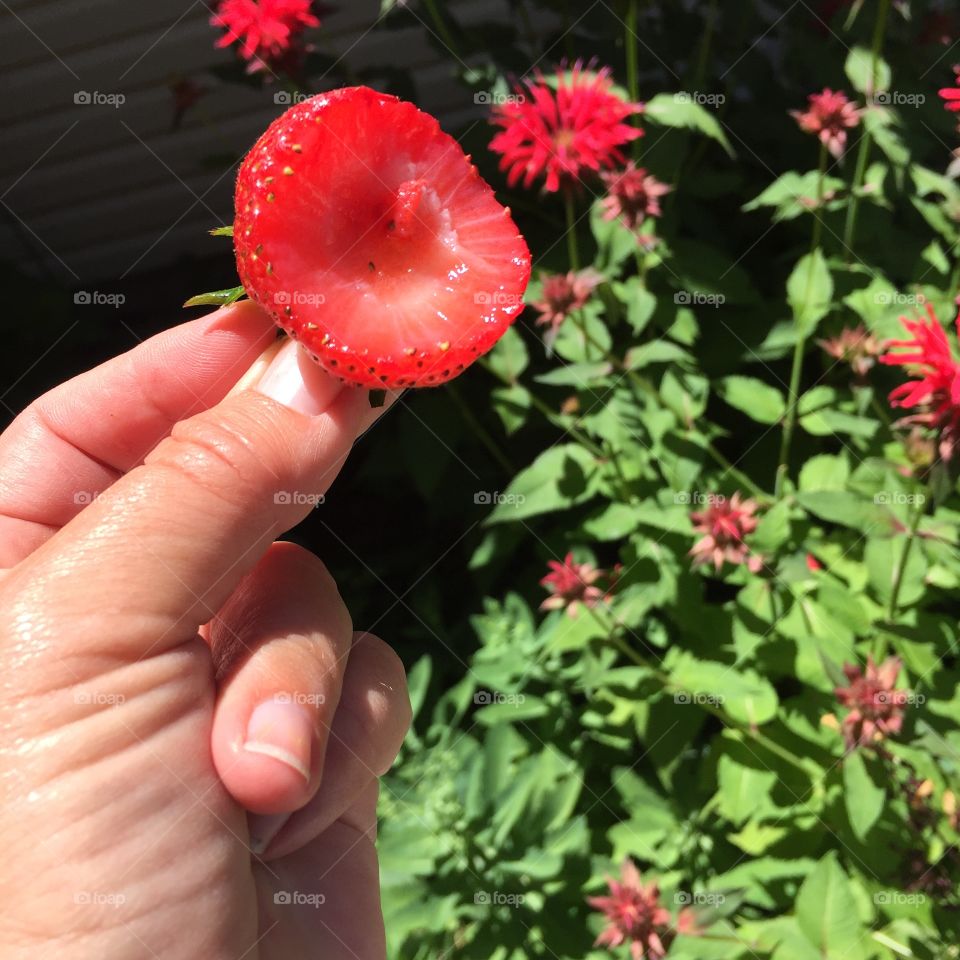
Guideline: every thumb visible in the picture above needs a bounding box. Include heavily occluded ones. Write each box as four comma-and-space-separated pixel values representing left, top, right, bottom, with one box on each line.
1, 338, 394, 677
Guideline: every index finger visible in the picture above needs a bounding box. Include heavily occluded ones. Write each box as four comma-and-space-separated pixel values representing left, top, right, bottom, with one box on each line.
0, 338, 397, 682
0, 301, 276, 566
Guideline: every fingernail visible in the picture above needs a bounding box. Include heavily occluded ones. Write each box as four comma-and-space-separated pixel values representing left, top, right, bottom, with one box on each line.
248, 811, 291, 856
243, 698, 313, 781
255, 338, 344, 416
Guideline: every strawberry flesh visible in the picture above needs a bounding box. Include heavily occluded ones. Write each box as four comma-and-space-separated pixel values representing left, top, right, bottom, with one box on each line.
234, 87, 531, 388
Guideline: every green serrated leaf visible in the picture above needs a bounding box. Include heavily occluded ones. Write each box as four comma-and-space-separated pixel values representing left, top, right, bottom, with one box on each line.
787, 250, 833, 336
795, 852, 866, 959
486, 444, 598, 524
717, 375, 786, 425
843, 750, 885, 841
644, 92, 734, 156
844, 45, 891, 95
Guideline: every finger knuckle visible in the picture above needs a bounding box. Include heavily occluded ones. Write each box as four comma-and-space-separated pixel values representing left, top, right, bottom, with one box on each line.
149, 412, 277, 511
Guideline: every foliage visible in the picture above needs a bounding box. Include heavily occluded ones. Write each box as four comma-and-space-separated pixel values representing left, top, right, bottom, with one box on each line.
206, 1, 960, 957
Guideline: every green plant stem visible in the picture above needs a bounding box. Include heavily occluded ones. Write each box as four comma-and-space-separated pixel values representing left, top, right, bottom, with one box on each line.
478, 358, 605, 459
886, 491, 927, 624
517, 0, 538, 52
421, 0, 460, 58
692, 0, 719, 89
704, 442, 770, 502
869, 391, 893, 429
841, 0, 890, 259
563, 190, 580, 271
775, 143, 828, 498
625, 0, 639, 99
446, 382, 514, 473
625, 0, 640, 149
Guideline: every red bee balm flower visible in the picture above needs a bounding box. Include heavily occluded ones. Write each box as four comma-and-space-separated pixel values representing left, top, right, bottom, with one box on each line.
540, 552, 616, 618
212, 0, 319, 64
817, 323, 881, 378
835, 656, 910, 749
790, 88, 861, 159
940, 68, 960, 112
601, 162, 672, 230
880, 303, 960, 461
587, 859, 674, 960
531, 269, 602, 333
234, 88, 531, 388
689, 493, 762, 572
489, 63, 642, 193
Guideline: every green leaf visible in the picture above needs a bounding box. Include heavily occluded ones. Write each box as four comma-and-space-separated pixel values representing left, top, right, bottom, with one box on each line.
864, 536, 927, 607
672, 239, 760, 304
625, 341, 692, 370
583, 502, 640, 540
644, 92, 734, 155
921, 240, 951, 275
799, 407, 879, 439
485, 325, 528, 383
208, 224, 234, 237
544, 610, 606, 652
751, 499, 792, 552
405, 656, 432, 722
591, 201, 641, 267
665, 650, 778, 725
717, 751, 777, 824
865, 107, 909, 167
183, 284, 246, 308
795, 853, 866, 959
626, 283, 658, 334
729, 820, 790, 855
534, 362, 612, 386
744, 170, 847, 222
842, 751, 885, 841
475, 695, 550, 725
799, 454, 850, 493
796, 491, 889, 532
490, 384, 530, 435
844, 45, 891, 95
486, 444, 597, 523
787, 250, 833, 336
843, 276, 904, 338
717, 375, 785, 424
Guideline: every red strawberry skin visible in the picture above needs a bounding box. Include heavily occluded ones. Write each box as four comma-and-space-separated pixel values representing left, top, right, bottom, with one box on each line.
234, 86, 531, 389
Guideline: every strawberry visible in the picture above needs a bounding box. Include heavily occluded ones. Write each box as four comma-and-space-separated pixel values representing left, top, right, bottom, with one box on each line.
234, 86, 531, 388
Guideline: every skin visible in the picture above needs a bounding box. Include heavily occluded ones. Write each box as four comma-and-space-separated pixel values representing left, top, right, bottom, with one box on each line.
0, 301, 411, 959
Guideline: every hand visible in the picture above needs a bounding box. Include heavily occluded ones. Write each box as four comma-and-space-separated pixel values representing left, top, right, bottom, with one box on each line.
0, 302, 411, 959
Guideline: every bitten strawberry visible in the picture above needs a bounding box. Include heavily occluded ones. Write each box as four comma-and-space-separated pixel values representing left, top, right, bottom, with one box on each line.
234, 86, 531, 388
